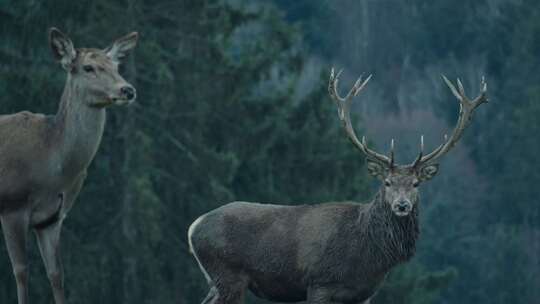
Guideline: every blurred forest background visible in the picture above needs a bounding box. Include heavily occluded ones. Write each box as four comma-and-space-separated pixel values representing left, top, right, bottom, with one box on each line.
0, 0, 539, 303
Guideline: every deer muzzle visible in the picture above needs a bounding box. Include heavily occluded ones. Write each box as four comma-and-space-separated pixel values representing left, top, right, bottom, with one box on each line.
392, 200, 412, 216
112, 85, 136, 106
121, 86, 136, 101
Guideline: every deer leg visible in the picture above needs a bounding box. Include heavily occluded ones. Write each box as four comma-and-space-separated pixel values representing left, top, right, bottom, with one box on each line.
200, 266, 247, 304
35, 221, 64, 304
201, 286, 218, 304
211, 279, 247, 304
1, 211, 30, 304
34, 171, 86, 304
307, 286, 339, 304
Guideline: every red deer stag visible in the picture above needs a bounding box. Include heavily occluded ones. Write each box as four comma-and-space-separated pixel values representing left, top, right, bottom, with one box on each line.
0, 28, 138, 304
188, 69, 487, 304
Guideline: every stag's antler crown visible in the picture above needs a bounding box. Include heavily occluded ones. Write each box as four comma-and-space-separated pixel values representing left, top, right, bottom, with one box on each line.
328, 68, 488, 169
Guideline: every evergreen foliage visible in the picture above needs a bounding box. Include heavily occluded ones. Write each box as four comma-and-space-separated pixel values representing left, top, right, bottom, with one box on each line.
0, 0, 538, 303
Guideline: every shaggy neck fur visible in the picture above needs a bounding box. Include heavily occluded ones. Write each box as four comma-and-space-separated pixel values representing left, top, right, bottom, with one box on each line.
54, 75, 106, 177
363, 189, 419, 271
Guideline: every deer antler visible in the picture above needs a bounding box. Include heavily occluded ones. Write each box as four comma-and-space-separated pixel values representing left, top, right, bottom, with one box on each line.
328, 68, 394, 166
411, 75, 488, 168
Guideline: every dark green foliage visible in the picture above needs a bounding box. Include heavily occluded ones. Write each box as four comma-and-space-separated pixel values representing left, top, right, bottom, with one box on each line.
0, 1, 371, 303
377, 264, 458, 304
0, 0, 538, 303
272, 0, 540, 303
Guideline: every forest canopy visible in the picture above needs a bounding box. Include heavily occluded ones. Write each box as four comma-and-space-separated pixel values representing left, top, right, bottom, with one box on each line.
0, 0, 538, 303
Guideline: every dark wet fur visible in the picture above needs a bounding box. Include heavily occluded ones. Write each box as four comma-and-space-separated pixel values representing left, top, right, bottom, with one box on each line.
190, 189, 419, 304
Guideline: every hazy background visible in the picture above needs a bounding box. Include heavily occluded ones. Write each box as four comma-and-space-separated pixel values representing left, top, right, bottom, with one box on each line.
0, 0, 539, 303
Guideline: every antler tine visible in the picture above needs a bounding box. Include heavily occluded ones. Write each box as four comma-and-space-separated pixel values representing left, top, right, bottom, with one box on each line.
442, 74, 488, 108
329, 68, 345, 118
411, 135, 424, 168
328, 69, 391, 165
472, 76, 489, 107
353, 74, 372, 97
442, 75, 462, 102
457, 78, 466, 97
412, 76, 487, 167
390, 139, 395, 167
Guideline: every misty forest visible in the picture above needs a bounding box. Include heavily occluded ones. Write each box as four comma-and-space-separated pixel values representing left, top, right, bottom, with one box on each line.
0, 0, 539, 303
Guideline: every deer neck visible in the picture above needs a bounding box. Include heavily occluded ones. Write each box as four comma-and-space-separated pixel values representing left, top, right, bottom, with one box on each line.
54, 78, 106, 178
366, 189, 419, 267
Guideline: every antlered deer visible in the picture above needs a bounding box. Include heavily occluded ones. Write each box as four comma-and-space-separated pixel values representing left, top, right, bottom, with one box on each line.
189, 69, 488, 304
0, 28, 138, 304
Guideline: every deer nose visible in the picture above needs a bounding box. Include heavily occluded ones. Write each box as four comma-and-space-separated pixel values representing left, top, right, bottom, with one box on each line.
121, 86, 136, 100
397, 201, 410, 212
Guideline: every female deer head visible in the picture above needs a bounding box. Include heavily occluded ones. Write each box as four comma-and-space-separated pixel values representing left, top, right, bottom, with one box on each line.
49, 27, 138, 107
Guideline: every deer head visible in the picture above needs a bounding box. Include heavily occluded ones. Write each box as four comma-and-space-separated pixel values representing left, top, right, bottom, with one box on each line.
49, 27, 138, 107
328, 69, 488, 217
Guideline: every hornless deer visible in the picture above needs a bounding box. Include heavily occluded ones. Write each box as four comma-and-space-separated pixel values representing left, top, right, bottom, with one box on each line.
0, 28, 138, 304
189, 69, 488, 304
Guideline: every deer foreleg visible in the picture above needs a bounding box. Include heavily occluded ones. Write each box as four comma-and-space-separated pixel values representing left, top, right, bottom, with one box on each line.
1, 210, 30, 304
34, 171, 86, 304
35, 222, 65, 304
307, 287, 340, 304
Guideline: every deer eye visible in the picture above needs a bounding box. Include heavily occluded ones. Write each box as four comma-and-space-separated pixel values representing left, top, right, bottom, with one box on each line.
384, 180, 391, 187
83, 65, 95, 73
413, 180, 419, 188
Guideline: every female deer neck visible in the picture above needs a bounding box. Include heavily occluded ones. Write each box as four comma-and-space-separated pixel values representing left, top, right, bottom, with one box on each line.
54, 78, 106, 177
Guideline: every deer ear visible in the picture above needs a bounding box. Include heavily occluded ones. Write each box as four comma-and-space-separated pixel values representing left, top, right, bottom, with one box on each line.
418, 164, 439, 181
49, 28, 76, 70
367, 160, 387, 180
105, 32, 138, 61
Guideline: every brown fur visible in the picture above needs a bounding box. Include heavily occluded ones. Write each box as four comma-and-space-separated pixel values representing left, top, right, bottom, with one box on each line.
0, 28, 138, 304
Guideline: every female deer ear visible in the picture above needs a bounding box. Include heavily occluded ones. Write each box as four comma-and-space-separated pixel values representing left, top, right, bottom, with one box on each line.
418, 164, 439, 181
105, 32, 138, 62
49, 28, 76, 70
367, 160, 387, 180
